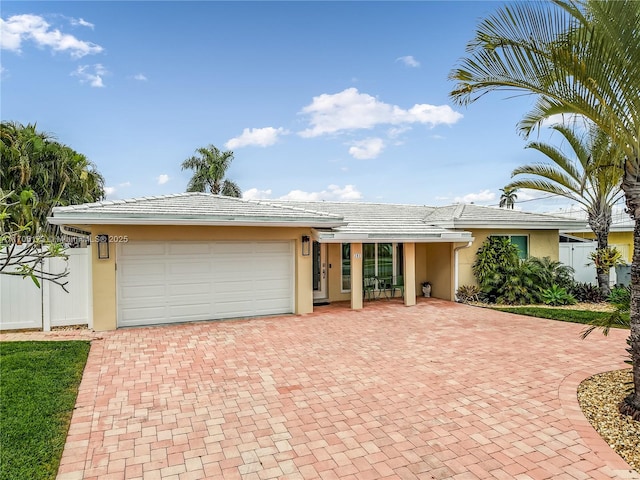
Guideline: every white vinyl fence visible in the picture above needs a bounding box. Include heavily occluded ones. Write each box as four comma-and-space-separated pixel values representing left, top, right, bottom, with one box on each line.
559, 242, 618, 286
0, 247, 91, 331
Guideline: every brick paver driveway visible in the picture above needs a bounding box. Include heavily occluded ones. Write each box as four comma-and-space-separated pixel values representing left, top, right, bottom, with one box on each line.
53, 299, 637, 479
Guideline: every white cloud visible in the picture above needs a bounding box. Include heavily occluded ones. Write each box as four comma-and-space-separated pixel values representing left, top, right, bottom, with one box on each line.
70, 17, 94, 29
104, 186, 116, 196
225, 127, 289, 149
540, 113, 588, 129
119, 181, 131, 188
387, 126, 410, 138
71, 64, 107, 87
396, 55, 420, 67
298, 88, 462, 138
133, 73, 147, 81
454, 189, 496, 204
348, 137, 385, 160
156, 174, 169, 185
280, 184, 362, 202
243, 184, 363, 202
0, 14, 103, 57
243, 188, 273, 200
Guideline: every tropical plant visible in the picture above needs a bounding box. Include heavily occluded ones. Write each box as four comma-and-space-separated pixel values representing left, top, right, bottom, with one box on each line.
473, 236, 540, 305
589, 246, 624, 281
181, 145, 242, 197
456, 284, 480, 304
505, 123, 624, 296
449, 0, 640, 418
499, 187, 518, 209
540, 284, 577, 306
569, 282, 605, 303
608, 285, 631, 307
527, 256, 574, 290
0, 121, 105, 234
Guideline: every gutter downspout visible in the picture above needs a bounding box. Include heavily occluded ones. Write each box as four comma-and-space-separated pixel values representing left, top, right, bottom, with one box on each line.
454, 241, 473, 301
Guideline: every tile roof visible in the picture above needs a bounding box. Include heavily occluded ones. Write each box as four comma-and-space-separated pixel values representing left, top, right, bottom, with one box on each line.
423, 203, 587, 229
267, 200, 471, 242
49, 194, 588, 240
49, 193, 344, 227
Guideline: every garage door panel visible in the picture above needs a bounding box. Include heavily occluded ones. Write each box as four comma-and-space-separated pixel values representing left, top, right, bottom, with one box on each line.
120, 262, 166, 279
120, 305, 167, 322
170, 282, 210, 296
213, 242, 254, 254
168, 242, 211, 255
121, 243, 167, 257
168, 261, 213, 275
118, 241, 293, 327
121, 284, 166, 300
168, 303, 212, 318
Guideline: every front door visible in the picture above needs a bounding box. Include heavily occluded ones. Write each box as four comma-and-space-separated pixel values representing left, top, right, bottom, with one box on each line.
313, 241, 327, 301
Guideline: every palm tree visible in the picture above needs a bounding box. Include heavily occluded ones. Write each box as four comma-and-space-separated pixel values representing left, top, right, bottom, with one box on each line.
498, 187, 518, 209
506, 123, 624, 296
181, 145, 241, 197
0, 122, 105, 234
449, 0, 640, 418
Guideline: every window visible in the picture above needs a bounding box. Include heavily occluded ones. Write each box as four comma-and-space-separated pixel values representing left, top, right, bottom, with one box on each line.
492, 235, 529, 259
341, 244, 351, 291
341, 243, 404, 291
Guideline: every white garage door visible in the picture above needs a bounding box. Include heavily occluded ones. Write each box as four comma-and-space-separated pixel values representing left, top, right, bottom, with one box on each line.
117, 241, 294, 327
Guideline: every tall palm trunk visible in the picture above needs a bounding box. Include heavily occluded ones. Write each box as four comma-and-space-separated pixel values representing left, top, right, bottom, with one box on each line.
621, 170, 640, 419
587, 207, 612, 296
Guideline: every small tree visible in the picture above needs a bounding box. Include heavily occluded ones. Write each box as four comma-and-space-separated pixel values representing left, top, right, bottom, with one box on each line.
0, 190, 68, 290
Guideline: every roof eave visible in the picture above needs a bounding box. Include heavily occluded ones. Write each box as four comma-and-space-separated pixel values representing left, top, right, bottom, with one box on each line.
316, 232, 474, 243
451, 221, 587, 230
48, 215, 346, 228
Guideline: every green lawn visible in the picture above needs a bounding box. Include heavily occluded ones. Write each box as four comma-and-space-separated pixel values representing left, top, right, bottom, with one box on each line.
490, 305, 630, 327
0, 341, 90, 480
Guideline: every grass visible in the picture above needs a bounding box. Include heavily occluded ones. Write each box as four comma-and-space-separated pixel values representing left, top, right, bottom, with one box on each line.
0, 341, 90, 480
490, 305, 630, 327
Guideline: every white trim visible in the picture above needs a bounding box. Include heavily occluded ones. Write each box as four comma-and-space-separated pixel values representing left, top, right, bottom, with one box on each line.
50, 217, 344, 228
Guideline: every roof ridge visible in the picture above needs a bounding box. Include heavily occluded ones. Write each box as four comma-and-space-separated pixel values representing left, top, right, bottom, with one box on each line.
251, 199, 343, 218
272, 199, 432, 208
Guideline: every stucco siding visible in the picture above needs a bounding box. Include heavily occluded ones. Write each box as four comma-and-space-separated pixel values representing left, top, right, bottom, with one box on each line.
424, 243, 453, 300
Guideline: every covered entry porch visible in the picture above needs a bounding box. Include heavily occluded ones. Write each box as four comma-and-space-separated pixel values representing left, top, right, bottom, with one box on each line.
311, 237, 474, 310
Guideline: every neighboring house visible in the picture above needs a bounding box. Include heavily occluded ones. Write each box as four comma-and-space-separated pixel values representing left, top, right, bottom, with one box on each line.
562, 214, 634, 263
49, 193, 585, 331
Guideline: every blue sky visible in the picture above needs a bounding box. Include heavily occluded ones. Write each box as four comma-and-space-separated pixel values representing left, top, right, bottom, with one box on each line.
0, 1, 594, 213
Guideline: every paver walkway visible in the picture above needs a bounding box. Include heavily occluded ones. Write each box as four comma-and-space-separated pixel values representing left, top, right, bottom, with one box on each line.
5, 299, 638, 479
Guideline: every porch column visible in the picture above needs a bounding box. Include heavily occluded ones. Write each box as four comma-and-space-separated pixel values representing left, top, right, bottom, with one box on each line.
403, 242, 416, 306
350, 242, 363, 310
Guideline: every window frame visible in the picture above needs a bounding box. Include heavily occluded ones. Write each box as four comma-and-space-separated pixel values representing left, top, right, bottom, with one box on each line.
490, 234, 529, 259
341, 242, 404, 293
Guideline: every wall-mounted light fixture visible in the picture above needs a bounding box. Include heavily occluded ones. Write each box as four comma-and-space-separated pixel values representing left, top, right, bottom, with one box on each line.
96, 234, 110, 259
301, 235, 311, 256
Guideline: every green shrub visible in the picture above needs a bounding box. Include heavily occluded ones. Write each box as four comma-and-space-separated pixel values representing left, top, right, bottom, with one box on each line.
569, 282, 605, 303
456, 284, 480, 303
540, 284, 577, 306
608, 285, 631, 308
472, 238, 571, 305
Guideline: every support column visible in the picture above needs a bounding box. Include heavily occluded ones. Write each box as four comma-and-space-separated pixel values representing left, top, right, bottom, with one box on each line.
350, 243, 363, 310
403, 242, 416, 306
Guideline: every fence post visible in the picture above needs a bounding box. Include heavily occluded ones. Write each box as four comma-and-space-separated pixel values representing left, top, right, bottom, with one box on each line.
42, 257, 51, 332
